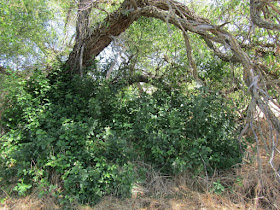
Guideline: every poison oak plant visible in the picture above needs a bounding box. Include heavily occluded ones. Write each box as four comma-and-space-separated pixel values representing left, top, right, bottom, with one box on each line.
0, 67, 245, 206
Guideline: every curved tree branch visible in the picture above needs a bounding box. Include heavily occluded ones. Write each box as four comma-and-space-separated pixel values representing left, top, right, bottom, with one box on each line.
250, 0, 280, 30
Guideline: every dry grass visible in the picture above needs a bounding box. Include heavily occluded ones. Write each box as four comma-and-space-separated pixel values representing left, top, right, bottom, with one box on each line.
0, 168, 253, 210
1, 169, 279, 210
0, 193, 59, 210
93, 190, 244, 210
1, 159, 279, 209
92, 153, 279, 210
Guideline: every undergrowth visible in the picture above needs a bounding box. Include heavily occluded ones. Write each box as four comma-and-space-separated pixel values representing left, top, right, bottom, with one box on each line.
0, 66, 244, 206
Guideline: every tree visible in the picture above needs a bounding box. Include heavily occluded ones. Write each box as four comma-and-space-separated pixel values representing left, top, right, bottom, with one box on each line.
64, 0, 280, 180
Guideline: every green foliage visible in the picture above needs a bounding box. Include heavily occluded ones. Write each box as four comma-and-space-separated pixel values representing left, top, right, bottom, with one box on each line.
0, 69, 136, 205
13, 179, 32, 196
201, 59, 230, 83
123, 17, 187, 78
121, 88, 243, 174
0, 0, 76, 69
0, 67, 244, 206
0, 0, 54, 66
211, 180, 225, 194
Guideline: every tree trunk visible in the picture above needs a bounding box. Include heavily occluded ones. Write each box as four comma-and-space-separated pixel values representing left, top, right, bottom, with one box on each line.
66, 0, 93, 76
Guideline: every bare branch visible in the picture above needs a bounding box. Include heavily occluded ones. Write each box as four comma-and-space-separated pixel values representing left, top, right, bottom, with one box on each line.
182, 32, 198, 80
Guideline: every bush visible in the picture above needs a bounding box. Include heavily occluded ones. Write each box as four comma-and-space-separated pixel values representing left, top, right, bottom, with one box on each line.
0, 67, 244, 205
111, 88, 243, 174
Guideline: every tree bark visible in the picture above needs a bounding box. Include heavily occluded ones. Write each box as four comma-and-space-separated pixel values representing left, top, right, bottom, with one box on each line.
66, 0, 93, 76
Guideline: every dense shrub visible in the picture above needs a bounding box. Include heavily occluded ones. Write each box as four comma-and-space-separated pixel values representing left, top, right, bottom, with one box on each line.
111, 88, 242, 174
0, 67, 244, 205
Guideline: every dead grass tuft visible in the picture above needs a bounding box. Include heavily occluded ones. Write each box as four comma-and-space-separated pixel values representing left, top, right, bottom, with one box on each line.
0, 193, 59, 210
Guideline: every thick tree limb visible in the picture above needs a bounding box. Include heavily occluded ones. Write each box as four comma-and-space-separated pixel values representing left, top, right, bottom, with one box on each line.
250, 0, 280, 30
